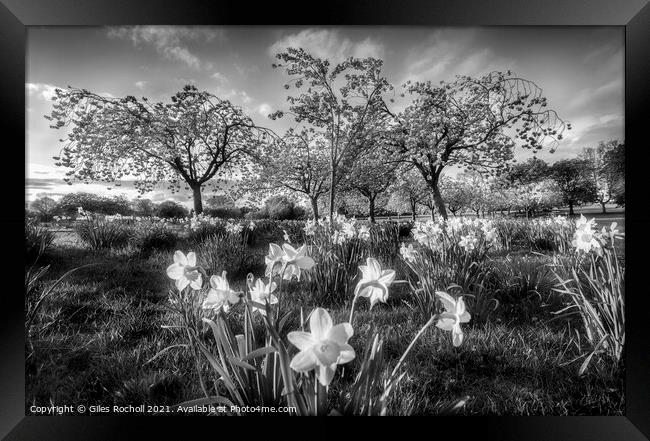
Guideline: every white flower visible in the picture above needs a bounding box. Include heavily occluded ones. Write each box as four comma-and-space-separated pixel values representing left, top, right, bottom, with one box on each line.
281, 244, 316, 281
202, 271, 241, 312
166, 251, 203, 291
248, 221, 256, 230
283, 229, 291, 243
435, 291, 471, 347
357, 224, 371, 241
458, 233, 478, 252
287, 308, 355, 386
304, 219, 317, 236
354, 257, 396, 308
226, 221, 243, 234
248, 278, 278, 316
265, 243, 286, 277
400, 243, 417, 263
572, 215, 601, 254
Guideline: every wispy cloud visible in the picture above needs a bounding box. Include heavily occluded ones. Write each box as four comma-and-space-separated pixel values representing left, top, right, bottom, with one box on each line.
268, 29, 385, 63
107, 26, 226, 69
25, 82, 59, 100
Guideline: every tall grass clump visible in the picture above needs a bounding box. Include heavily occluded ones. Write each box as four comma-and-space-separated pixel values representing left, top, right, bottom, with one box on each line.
551, 217, 624, 374
26, 221, 55, 264
74, 210, 133, 250
195, 232, 254, 280
132, 220, 178, 254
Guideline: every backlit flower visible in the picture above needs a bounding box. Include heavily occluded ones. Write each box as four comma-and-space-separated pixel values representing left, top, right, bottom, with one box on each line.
226, 221, 243, 234
248, 278, 278, 316
202, 271, 241, 312
357, 224, 370, 241
281, 244, 315, 281
354, 257, 396, 308
400, 242, 417, 263
572, 215, 601, 254
265, 243, 286, 277
435, 291, 471, 347
287, 308, 355, 386
166, 250, 202, 291
458, 233, 478, 252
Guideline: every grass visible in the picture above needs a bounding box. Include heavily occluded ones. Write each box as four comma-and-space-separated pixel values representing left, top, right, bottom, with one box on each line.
25, 227, 624, 416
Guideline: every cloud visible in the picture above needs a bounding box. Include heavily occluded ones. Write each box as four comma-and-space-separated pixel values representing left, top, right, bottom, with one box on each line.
210, 71, 229, 85
107, 26, 226, 69
135, 80, 148, 89
25, 82, 59, 101
268, 29, 385, 63
399, 29, 517, 85
255, 103, 272, 117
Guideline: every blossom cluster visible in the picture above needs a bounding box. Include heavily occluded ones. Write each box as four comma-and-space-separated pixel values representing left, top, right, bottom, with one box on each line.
572, 215, 623, 254
411, 217, 499, 253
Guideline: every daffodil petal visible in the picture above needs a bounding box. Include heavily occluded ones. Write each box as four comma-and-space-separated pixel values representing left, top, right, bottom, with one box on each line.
327, 323, 353, 345
436, 291, 456, 312
173, 250, 188, 266
290, 350, 318, 372
176, 277, 190, 292
317, 364, 336, 386
287, 331, 316, 351
166, 263, 184, 280
186, 251, 197, 267
337, 343, 356, 364
378, 269, 396, 285
309, 308, 332, 341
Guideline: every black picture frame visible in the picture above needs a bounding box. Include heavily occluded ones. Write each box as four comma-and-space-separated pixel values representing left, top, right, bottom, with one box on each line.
4, 0, 649, 438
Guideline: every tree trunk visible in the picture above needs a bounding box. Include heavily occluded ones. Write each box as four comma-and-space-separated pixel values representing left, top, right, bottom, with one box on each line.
328, 164, 336, 221
191, 184, 203, 214
310, 196, 319, 220
568, 202, 574, 216
410, 201, 417, 222
600, 202, 607, 214
431, 178, 448, 220
369, 196, 376, 223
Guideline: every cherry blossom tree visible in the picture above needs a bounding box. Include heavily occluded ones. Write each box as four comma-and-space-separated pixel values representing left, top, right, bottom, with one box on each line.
385, 71, 570, 219
271, 48, 393, 219
387, 166, 429, 221
47, 85, 271, 213
240, 129, 330, 219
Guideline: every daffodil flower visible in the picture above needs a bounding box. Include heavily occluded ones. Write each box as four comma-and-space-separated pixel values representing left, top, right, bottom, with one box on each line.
265, 243, 286, 277
166, 250, 203, 291
248, 278, 278, 316
202, 271, 241, 312
400, 243, 417, 263
281, 244, 315, 281
435, 291, 471, 347
354, 257, 396, 309
287, 308, 355, 386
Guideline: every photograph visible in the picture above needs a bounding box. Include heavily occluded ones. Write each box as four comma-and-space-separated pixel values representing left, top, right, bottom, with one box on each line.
25, 25, 626, 417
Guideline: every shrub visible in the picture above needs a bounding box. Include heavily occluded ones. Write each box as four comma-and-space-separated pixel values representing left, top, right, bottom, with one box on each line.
195, 232, 256, 280
156, 201, 189, 219
57, 192, 132, 216
75, 216, 133, 250
132, 221, 178, 254
204, 206, 244, 219
26, 221, 55, 265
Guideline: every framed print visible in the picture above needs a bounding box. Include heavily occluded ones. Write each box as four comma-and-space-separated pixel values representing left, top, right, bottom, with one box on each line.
4, 0, 650, 438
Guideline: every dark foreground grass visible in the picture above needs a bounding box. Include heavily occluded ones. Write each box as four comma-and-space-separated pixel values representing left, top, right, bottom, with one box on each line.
26, 240, 624, 415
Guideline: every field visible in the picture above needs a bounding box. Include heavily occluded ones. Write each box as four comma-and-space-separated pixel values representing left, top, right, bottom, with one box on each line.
25, 213, 625, 415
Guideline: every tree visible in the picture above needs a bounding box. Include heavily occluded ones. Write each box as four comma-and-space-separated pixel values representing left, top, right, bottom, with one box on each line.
439, 176, 472, 217
386, 71, 570, 219
244, 129, 330, 219
550, 158, 596, 215
581, 140, 623, 213
48, 85, 271, 214
602, 141, 625, 206
131, 198, 157, 217
56, 192, 131, 216
342, 148, 397, 222
271, 48, 392, 220
503, 157, 551, 186
388, 166, 428, 221
510, 179, 562, 217
30, 196, 58, 221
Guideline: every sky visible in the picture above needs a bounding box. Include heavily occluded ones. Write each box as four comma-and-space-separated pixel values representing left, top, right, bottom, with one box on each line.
26, 26, 624, 207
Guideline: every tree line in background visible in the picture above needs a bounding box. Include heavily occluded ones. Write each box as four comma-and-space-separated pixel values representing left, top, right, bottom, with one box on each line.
44, 48, 624, 220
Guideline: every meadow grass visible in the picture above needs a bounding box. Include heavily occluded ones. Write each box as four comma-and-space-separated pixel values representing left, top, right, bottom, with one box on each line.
26, 231, 624, 415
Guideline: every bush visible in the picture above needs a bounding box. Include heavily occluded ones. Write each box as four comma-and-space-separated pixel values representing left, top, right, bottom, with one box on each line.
57, 192, 132, 216
132, 221, 178, 254
26, 221, 55, 265
195, 232, 256, 280
156, 201, 189, 219
204, 206, 244, 219
75, 217, 133, 250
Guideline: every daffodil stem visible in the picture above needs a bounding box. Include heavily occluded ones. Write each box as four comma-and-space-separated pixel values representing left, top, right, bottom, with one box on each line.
348, 294, 358, 325
389, 314, 437, 380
